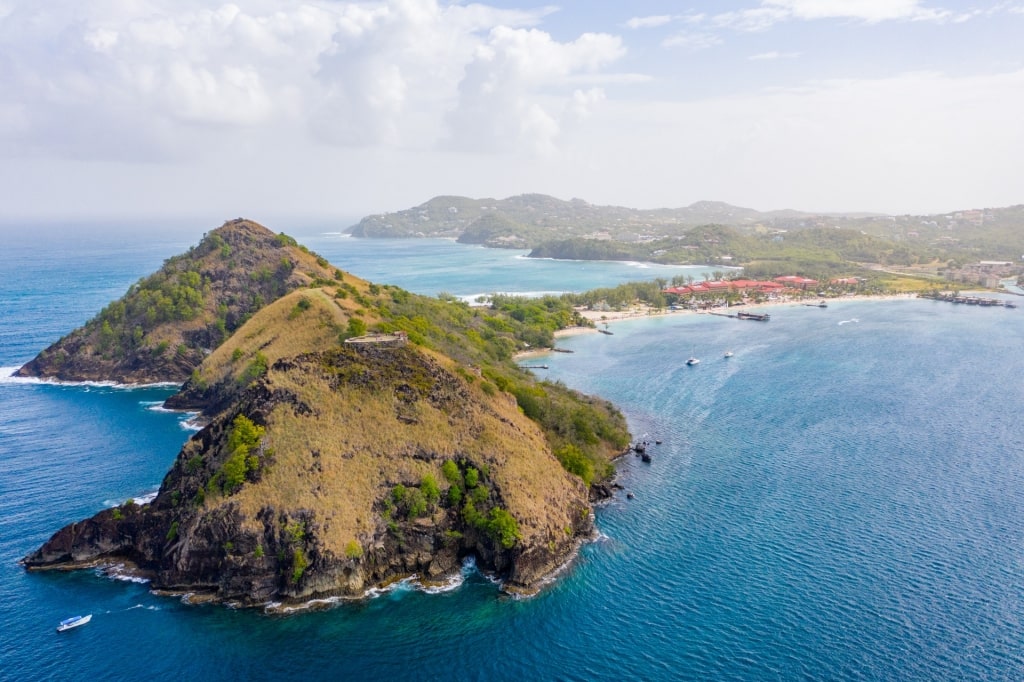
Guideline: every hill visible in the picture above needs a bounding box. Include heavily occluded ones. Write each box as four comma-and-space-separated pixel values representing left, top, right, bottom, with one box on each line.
23, 222, 630, 604
348, 194, 1024, 267
16, 219, 339, 384
346, 193, 824, 247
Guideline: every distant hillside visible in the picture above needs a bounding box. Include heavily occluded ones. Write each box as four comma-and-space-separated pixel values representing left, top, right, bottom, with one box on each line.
346, 193, 825, 248
17, 220, 339, 383
350, 194, 1024, 266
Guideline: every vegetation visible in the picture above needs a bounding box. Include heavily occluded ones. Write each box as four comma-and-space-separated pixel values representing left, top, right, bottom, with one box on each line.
21, 219, 343, 384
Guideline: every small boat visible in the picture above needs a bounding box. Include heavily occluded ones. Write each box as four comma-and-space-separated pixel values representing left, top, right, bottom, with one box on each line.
686, 356, 699, 366
723, 351, 733, 358
57, 614, 92, 632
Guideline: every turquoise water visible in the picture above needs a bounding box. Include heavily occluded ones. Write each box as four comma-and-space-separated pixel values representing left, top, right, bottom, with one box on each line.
2, 224, 1023, 680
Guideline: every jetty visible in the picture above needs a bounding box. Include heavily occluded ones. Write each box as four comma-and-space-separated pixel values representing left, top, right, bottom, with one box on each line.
706, 310, 771, 321
919, 292, 1017, 308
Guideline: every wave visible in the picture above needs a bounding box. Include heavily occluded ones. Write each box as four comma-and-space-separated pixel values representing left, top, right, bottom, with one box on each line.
838, 318, 860, 325
180, 415, 204, 432
104, 490, 159, 508
97, 563, 151, 584
140, 401, 202, 430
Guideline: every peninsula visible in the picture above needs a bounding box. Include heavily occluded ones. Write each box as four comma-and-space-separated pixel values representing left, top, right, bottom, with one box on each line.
22, 221, 629, 605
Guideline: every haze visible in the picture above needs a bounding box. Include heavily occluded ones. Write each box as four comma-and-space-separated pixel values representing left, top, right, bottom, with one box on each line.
1, 0, 1021, 221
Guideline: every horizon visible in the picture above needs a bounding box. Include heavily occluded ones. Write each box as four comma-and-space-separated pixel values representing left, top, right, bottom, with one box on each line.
2, 1, 1022, 220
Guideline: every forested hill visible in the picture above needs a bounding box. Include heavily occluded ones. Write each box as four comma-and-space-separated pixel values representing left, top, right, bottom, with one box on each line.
17, 220, 340, 383
346, 194, 819, 247
348, 194, 1024, 263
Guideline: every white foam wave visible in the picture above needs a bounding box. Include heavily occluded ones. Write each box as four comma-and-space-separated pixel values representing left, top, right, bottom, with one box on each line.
838, 318, 860, 325
98, 563, 151, 584
180, 415, 204, 432
133, 491, 158, 505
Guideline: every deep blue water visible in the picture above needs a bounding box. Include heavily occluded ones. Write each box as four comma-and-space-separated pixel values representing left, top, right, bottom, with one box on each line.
2, 223, 1023, 681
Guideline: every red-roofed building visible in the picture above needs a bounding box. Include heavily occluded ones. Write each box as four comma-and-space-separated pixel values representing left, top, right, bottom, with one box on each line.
773, 275, 819, 289
664, 280, 786, 296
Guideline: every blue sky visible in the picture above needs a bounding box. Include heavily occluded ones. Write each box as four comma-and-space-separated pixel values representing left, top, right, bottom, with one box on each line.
1, 0, 1022, 221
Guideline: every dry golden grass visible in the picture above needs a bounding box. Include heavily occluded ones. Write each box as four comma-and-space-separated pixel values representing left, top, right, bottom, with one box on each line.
224, 342, 585, 556
196, 286, 380, 388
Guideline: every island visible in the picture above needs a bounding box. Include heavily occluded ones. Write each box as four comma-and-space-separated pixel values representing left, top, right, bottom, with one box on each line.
22, 221, 630, 605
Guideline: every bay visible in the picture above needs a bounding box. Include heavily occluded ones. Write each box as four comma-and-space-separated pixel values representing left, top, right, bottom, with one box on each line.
1, 223, 1022, 681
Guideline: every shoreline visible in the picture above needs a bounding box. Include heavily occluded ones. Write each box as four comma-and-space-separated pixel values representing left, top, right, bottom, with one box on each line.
516, 293, 918, 359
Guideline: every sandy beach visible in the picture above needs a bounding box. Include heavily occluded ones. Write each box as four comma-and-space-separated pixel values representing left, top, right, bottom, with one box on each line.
514, 293, 918, 359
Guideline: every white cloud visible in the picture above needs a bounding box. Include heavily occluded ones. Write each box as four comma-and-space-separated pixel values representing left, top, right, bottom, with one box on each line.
0, 0, 623, 161
749, 50, 801, 60
625, 15, 673, 29
662, 31, 723, 50
763, 0, 954, 23
444, 27, 624, 155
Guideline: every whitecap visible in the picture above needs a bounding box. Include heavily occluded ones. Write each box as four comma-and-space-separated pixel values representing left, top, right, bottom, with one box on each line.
98, 563, 151, 584
180, 415, 204, 432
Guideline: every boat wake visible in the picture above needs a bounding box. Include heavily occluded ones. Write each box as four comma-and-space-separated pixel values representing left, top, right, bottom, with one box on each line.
838, 318, 859, 325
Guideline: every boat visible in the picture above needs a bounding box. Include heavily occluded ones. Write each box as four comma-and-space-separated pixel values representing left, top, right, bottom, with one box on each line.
723, 351, 733, 358
686, 356, 699, 366
56, 614, 92, 632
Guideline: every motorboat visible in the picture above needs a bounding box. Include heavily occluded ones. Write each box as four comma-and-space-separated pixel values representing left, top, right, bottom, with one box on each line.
57, 614, 92, 632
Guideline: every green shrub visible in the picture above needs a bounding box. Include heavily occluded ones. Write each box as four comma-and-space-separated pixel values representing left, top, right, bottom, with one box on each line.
291, 548, 308, 583
344, 540, 363, 559
441, 460, 462, 486
166, 521, 179, 542
486, 508, 521, 549
421, 474, 440, 505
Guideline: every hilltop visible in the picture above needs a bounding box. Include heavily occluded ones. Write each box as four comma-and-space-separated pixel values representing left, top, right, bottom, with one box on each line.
23, 222, 630, 604
17, 219, 339, 384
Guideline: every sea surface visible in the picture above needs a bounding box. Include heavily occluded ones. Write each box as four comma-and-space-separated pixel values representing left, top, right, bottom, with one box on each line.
1, 222, 1023, 681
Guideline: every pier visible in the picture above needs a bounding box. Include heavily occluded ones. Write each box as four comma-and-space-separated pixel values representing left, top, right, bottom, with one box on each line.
706, 310, 771, 321
919, 292, 1017, 308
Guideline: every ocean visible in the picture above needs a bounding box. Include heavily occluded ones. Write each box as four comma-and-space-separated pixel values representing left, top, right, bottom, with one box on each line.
1, 222, 1023, 681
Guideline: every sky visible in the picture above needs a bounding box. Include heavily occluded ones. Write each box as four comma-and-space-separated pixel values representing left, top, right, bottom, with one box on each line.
1, 0, 1023, 222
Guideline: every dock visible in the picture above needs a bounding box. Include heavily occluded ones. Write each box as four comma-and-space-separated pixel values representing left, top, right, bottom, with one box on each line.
707, 310, 771, 321
919, 292, 1017, 308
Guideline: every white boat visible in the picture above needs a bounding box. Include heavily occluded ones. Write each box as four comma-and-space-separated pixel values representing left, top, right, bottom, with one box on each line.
724, 351, 734, 358
56, 614, 92, 632
686, 356, 700, 366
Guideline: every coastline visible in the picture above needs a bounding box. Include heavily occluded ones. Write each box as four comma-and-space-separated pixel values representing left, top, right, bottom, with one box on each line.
516, 293, 919, 359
